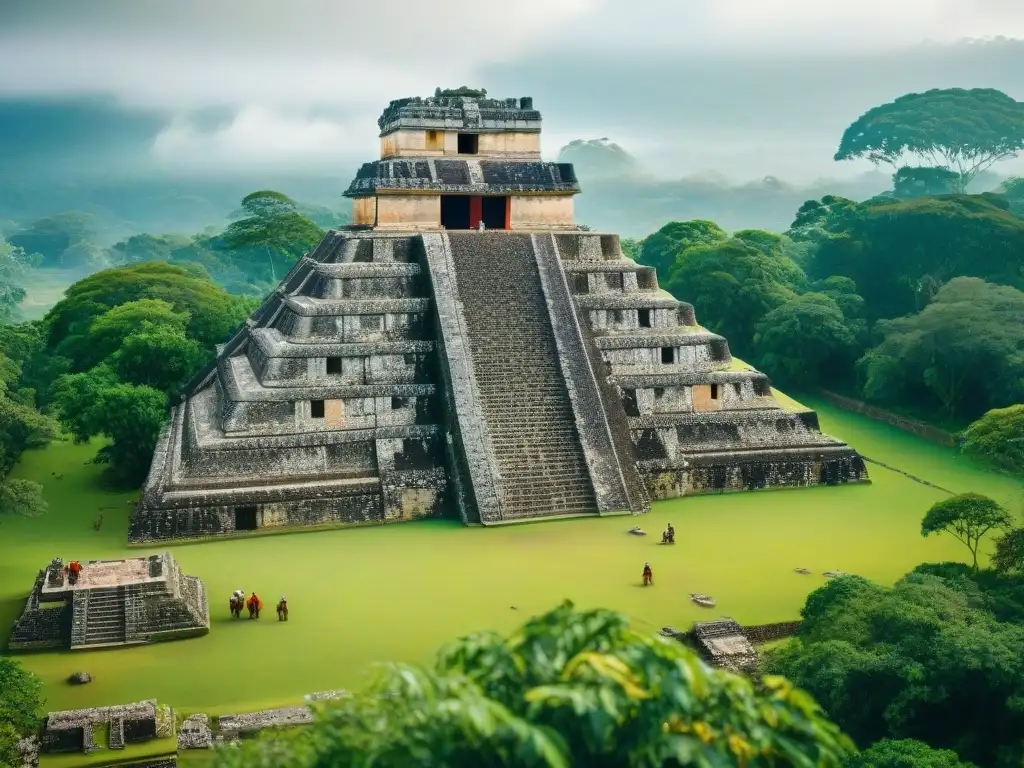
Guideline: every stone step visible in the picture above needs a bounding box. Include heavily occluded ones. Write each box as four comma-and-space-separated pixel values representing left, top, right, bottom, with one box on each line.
446, 233, 599, 521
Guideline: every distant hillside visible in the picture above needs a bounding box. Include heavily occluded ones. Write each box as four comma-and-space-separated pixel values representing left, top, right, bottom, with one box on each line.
557, 138, 644, 179
555, 138, 1011, 235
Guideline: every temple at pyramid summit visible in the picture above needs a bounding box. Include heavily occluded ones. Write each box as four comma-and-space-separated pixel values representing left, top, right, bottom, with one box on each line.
130, 88, 868, 543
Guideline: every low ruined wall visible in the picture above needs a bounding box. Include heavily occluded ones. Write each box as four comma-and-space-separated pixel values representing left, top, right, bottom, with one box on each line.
644, 451, 868, 499
741, 621, 802, 644
814, 389, 956, 447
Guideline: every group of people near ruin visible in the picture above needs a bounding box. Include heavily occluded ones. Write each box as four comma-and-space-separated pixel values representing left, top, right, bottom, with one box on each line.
229, 591, 288, 621
661, 523, 675, 545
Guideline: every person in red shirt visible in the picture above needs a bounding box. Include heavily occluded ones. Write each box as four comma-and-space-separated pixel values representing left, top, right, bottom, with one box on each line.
247, 592, 263, 619
642, 562, 653, 586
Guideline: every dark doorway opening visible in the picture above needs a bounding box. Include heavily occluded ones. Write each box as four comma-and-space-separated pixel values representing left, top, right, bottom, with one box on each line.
710, 384, 720, 399
457, 133, 479, 154
326, 357, 342, 374
638, 309, 652, 328
311, 399, 325, 419
481, 196, 509, 229
234, 506, 258, 531
661, 347, 674, 364
441, 196, 471, 229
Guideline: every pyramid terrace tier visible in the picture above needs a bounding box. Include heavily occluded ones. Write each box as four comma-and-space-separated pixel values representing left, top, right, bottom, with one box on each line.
135, 228, 866, 543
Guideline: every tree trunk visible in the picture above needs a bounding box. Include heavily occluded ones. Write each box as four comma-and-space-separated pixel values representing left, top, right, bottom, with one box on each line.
266, 245, 277, 283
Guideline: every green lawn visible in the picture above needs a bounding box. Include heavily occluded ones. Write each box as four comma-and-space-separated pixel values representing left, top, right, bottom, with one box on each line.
1, 400, 1020, 719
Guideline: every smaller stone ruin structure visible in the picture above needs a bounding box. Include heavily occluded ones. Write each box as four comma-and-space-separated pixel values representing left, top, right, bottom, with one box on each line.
8, 554, 208, 651
692, 619, 760, 672
40, 699, 172, 758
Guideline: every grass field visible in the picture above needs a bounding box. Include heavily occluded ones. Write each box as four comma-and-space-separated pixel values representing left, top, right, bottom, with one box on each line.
1, 398, 1021, 719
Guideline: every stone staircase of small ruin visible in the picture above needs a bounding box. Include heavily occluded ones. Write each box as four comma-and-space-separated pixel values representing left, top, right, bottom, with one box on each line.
79, 587, 126, 648
447, 233, 599, 520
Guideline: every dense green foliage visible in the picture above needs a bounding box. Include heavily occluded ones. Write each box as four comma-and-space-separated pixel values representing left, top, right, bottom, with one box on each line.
35, 262, 252, 485
993, 529, 1024, 575
219, 601, 853, 767
834, 88, 1024, 188
0, 656, 43, 767
961, 406, 1024, 476
765, 566, 1024, 767
858, 279, 1024, 419
665, 236, 803, 348
845, 739, 978, 768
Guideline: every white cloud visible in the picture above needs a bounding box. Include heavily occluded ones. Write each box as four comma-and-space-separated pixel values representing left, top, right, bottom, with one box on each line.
150, 108, 369, 172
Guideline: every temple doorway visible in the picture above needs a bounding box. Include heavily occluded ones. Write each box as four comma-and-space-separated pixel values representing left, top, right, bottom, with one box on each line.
481, 196, 509, 229
441, 195, 510, 230
234, 506, 258, 531
440, 195, 471, 229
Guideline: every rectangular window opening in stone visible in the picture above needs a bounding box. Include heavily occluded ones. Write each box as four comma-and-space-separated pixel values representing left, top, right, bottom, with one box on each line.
441, 195, 471, 229
326, 357, 342, 374
425, 129, 443, 151
733, 382, 742, 396
311, 399, 325, 419
661, 347, 674, 364
234, 506, 258, 531
391, 396, 405, 410
457, 133, 479, 154
572, 275, 588, 293
638, 309, 652, 327
711, 384, 720, 399
654, 387, 664, 399
481, 196, 509, 229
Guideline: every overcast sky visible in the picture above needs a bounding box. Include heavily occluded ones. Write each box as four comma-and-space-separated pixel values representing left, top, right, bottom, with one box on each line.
2, 0, 1024, 181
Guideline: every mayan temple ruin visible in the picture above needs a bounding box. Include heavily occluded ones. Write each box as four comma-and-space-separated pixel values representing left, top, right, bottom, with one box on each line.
9, 554, 209, 650
130, 88, 867, 542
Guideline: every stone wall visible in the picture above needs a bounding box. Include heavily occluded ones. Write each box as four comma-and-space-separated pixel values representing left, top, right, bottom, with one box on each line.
814, 389, 957, 446
643, 450, 867, 498
510, 196, 575, 230
8, 571, 71, 650
741, 621, 802, 644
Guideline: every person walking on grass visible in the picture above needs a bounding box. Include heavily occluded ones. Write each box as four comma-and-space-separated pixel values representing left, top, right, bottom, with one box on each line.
642, 562, 653, 586
276, 596, 288, 621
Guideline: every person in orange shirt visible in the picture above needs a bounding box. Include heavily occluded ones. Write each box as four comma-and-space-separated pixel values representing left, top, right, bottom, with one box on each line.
642, 562, 653, 586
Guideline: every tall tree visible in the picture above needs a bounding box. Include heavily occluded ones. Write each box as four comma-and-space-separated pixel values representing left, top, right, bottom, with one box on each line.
921, 493, 1013, 571
219, 601, 854, 767
835, 88, 1024, 189
220, 191, 324, 283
